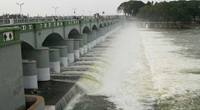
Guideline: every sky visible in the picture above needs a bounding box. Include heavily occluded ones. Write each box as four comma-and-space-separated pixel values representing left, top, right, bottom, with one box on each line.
0, 0, 170, 16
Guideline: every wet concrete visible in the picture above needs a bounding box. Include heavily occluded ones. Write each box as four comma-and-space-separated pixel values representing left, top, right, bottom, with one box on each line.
25, 81, 78, 105
24, 36, 117, 110
72, 95, 121, 110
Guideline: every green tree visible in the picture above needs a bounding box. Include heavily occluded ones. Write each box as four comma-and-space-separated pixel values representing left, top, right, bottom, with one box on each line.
186, 1, 200, 21
137, 1, 195, 23
117, 0, 145, 16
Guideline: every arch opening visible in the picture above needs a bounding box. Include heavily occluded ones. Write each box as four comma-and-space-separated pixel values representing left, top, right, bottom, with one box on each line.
83, 26, 90, 34
104, 23, 107, 27
99, 24, 103, 28
68, 29, 80, 39
21, 42, 34, 50
42, 33, 64, 47
92, 25, 98, 30
21, 42, 35, 60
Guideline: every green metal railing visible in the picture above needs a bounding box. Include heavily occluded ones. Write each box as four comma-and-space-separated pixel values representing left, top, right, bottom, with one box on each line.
0, 18, 119, 33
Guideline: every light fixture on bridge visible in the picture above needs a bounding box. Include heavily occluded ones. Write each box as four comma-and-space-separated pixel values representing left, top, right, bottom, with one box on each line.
88, 11, 92, 17
52, 7, 59, 16
73, 8, 77, 16
16, 2, 24, 18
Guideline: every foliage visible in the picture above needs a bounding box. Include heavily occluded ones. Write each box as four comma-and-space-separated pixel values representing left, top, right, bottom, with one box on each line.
137, 1, 200, 22
117, 0, 145, 16
118, 0, 200, 22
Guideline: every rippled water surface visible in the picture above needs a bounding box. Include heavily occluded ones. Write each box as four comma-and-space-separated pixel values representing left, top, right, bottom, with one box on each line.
65, 21, 200, 110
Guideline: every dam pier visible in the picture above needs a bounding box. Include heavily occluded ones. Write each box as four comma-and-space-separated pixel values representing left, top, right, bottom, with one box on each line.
0, 17, 121, 110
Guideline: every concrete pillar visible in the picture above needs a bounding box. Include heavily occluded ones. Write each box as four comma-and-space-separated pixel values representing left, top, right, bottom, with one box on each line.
23, 60, 38, 89
91, 30, 97, 47
50, 46, 68, 67
81, 34, 88, 53
89, 31, 96, 48
105, 26, 109, 36
109, 25, 112, 32
66, 39, 74, 63
101, 28, 106, 42
87, 35, 92, 51
74, 41, 80, 59
106, 26, 111, 37
74, 39, 84, 56
87, 33, 93, 48
99, 28, 105, 42
0, 43, 25, 110
49, 49, 60, 73
96, 29, 102, 44
106, 26, 110, 38
90, 34, 94, 48
22, 47, 50, 81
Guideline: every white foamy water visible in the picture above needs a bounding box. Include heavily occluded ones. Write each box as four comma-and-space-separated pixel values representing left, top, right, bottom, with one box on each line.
67, 22, 200, 110
96, 23, 156, 110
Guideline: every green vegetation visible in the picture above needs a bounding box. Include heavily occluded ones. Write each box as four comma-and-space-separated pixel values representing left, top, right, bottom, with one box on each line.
117, 0, 145, 16
118, 0, 200, 23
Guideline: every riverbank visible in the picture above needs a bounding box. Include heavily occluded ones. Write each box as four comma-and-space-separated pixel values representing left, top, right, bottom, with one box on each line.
178, 23, 200, 29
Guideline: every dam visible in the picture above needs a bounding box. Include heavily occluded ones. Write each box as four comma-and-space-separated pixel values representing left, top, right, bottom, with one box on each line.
0, 17, 121, 110
1, 18, 200, 110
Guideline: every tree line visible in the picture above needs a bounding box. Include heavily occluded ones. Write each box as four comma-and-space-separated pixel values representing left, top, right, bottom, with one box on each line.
118, 0, 200, 23
0, 14, 28, 19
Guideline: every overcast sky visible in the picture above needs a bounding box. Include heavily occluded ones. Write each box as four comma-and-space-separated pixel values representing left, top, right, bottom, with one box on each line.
0, 0, 170, 16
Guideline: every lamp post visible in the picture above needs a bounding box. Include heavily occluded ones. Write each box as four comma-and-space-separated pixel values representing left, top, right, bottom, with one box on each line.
81, 10, 85, 19
102, 11, 105, 18
52, 7, 59, 16
89, 11, 92, 16
81, 10, 85, 15
16, 3, 24, 18
73, 8, 77, 16
88, 11, 92, 19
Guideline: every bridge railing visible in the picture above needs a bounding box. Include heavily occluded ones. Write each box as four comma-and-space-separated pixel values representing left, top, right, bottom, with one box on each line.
0, 18, 119, 33
65, 20, 80, 26
34, 21, 64, 30
91, 19, 97, 23
0, 27, 21, 47
80, 19, 91, 23
0, 23, 34, 32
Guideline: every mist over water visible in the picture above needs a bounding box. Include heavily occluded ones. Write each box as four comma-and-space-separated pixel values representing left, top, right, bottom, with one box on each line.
66, 21, 200, 110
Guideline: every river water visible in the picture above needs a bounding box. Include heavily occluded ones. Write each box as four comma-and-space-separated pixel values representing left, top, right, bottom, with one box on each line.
65, 21, 200, 110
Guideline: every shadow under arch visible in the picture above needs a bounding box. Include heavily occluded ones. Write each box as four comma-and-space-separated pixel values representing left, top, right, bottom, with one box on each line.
83, 26, 90, 34
104, 23, 107, 27
99, 23, 103, 28
92, 25, 98, 30
42, 33, 64, 47
21, 42, 35, 60
21, 42, 34, 50
68, 29, 80, 39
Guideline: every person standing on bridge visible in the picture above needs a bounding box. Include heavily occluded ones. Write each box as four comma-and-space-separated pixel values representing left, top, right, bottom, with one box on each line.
81, 15, 84, 19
